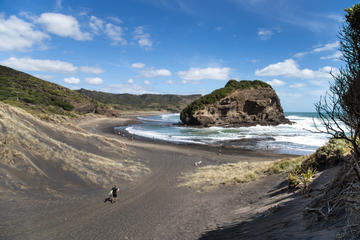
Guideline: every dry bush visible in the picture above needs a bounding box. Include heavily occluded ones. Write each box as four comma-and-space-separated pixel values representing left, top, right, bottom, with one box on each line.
305, 166, 360, 240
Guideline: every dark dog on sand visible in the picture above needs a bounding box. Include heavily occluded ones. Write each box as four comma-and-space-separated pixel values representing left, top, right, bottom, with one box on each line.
104, 197, 113, 203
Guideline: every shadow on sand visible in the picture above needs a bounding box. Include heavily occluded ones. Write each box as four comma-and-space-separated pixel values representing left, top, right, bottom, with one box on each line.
199, 169, 339, 240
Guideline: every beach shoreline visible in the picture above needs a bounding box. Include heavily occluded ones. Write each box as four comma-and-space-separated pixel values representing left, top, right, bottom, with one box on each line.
112, 112, 325, 155
78, 114, 299, 160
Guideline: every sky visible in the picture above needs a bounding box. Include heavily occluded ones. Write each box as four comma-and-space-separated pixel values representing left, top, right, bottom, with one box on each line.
0, 0, 358, 111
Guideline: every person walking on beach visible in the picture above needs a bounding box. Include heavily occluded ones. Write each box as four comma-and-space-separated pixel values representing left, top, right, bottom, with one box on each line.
104, 184, 119, 203
111, 184, 119, 203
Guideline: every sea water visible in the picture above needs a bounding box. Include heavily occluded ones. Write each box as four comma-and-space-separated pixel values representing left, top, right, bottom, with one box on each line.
122, 113, 343, 155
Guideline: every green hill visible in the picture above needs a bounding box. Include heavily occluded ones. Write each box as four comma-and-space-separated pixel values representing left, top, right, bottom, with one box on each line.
77, 89, 201, 112
0, 65, 111, 116
0, 65, 201, 115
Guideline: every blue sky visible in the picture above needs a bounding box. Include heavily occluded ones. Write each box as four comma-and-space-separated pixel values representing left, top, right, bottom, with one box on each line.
0, 0, 357, 111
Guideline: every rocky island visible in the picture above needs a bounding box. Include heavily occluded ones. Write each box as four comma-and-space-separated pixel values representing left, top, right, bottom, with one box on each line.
180, 80, 291, 127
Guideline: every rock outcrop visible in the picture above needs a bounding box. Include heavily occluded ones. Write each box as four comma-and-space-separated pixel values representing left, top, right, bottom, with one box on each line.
180, 80, 291, 127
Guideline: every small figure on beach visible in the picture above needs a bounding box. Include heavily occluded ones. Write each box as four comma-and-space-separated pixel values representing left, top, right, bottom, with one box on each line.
194, 161, 202, 166
104, 184, 119, 203
111, 184, 119, 203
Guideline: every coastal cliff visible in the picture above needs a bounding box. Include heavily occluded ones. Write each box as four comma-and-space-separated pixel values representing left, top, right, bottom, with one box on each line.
180, 80, 291, 127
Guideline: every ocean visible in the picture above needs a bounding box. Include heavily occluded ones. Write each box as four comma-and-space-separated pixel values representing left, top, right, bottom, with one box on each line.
121, 112, 341, 155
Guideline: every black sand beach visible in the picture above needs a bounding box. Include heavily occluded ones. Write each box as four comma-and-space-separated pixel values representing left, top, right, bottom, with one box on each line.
0, 115, 338, 240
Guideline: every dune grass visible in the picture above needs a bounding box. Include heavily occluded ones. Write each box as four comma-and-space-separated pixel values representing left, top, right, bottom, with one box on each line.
0, 102, 150, 192
179, 161, 273, 191
178, 158, 304, 191
179, 139, 350, 191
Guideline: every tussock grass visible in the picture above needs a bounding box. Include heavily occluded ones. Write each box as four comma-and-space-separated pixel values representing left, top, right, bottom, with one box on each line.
178, 161, 274, 191
0, 102, 150, 192
179, 157, 305, 191
266, 156, 306, 175
179, 156, 306, 191
179, 139, 350, 192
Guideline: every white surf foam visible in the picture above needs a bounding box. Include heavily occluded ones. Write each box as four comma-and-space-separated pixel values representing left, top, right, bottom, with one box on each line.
137, 113, 180, 123
123, 113, 343, 155
125, 126, 204, 144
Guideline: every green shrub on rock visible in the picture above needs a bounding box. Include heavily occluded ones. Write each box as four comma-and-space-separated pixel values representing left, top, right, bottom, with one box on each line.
180, 79, 272, 123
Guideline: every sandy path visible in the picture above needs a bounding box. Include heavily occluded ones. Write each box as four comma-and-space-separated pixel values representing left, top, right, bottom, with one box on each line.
1, 117, 294, 240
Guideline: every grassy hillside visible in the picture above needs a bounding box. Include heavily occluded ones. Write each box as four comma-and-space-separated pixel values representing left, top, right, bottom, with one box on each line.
0, 65, 110, 116
77, 88, 201, 112
180, 79, 271, 119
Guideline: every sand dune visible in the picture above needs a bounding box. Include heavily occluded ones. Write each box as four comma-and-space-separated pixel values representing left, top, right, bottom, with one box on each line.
0, 102, 149, 196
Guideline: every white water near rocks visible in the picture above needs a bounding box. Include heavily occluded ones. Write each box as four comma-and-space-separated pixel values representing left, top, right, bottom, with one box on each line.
121, 113, 345, 155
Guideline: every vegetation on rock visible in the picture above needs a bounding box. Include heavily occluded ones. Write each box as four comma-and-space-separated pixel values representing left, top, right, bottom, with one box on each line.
181, 80, 271, 120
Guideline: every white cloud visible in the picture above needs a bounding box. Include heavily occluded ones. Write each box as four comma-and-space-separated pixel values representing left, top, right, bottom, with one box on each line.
327, 14, 344, 23
37, 13, 91, 40
80, 66, 104, 74
1, 57, 77, 74
85, 77, 103, 85
89, 16, 128, 46
258, 28, 273, 40
55, 0, 63, 10
309, 79, 330, 87
294, 42, 340, 58
177, 67, 230, 81
320, 51, 342, 61
309, 89, 327, 96
293, 52, 307, 58
101, 84, 156, 95
289, 83, 305, 88
312, 41, 339, 53
105, 23, 127, 45
278, 91, 303, 98
107, 16, 123, 24
167, 80, 174, 84
64, 77, 80, 84
18, 11, 37, 21
255, 59, 334, 80
131, 62, 145, 68
266, 79, 285, 86
0, 15, 49, 51
134, 26, 152, 48
127, 78, 134, 83
89, 16, 104, 34
140, 67, 172, 78
144, 80, 151, 85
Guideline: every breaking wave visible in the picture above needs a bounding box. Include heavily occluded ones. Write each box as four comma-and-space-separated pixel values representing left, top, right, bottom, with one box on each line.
122, 113, 343, 155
